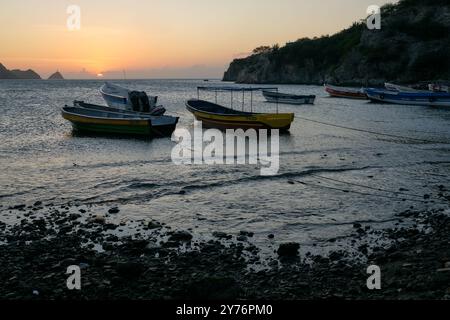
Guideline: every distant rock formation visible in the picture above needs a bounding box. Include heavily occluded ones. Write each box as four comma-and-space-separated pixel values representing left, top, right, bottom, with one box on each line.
11, 69, 41, 80
0, 63, 41, 79
223, 0, 450, 86
0, 63, 17, 79
48, 71, 64, 80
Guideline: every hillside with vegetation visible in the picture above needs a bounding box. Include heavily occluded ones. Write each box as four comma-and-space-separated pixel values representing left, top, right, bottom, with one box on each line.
223, 0, 450, 85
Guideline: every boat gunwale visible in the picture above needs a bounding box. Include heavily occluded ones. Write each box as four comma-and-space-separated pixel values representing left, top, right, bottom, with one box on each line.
324, 84, 366, 95
366, 88, 450, 98
65, 104, 178, 123
62, 106, 155, 122
74, 101, 157, 118
185, 99, 294, 118
262, 90, 316, 99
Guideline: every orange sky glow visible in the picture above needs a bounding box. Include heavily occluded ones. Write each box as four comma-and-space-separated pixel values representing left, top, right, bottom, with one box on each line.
0, 0, 396, 79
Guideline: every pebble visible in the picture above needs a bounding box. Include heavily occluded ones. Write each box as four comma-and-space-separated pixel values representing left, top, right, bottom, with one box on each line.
277, 243, 300, 257
236, 235, 247, 242
147, 221, 162, 230
239, 231, 254, 237
169, 230, 193, 242
108, 207, 120, 214
90, 215, 105, 224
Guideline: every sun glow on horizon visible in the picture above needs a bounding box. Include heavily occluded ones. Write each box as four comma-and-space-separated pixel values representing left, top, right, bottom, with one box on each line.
0, 0, 398, 79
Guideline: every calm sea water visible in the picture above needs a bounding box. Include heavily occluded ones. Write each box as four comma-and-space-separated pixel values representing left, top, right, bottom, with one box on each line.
1, 79, 450, 255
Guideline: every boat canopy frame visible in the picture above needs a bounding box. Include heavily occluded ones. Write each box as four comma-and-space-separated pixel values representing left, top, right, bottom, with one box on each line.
196, 86, 279, 113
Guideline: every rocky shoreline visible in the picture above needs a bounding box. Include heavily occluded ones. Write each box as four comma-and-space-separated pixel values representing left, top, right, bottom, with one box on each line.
0, 201, 449, 300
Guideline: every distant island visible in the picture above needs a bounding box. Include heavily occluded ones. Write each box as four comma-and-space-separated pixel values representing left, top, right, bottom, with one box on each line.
0, 63, 65, 80
0, 63, 41, 79
223, 0, 450, 85
48, 71, 64, 80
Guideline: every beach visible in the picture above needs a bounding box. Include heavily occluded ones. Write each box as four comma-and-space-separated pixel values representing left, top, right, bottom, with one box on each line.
1, 202, 449, 299
1, 79, 450, 299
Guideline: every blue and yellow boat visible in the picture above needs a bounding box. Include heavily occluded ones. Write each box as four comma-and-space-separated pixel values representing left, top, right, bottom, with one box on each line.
186, 87, 295, 131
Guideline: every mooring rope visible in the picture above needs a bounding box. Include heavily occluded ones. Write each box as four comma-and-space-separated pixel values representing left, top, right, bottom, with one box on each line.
296, 116, 449, 144
311, 174, 437, 200
297, 179, 447, 204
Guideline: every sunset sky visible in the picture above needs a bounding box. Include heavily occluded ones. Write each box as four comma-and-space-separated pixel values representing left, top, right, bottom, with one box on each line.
0, 0, 396, 79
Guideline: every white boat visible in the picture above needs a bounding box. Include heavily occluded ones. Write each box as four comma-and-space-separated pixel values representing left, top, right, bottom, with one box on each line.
384, 82, 427, 93
262, 90, 316, 105
429, 83, 450, 93
100, 82, 166, 116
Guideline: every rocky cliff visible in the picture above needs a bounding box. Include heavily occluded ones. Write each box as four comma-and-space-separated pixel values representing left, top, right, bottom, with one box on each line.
223, 0, 450, 85
0, 63, 17, 79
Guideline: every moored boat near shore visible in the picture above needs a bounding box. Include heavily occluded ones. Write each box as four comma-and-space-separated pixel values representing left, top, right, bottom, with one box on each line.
186, 87, 294, 130
366, 88, 450, 107
61, 104, 178, 137
324, 84, 367, 99
100, 82, 166, 116
262, 90, 316, 105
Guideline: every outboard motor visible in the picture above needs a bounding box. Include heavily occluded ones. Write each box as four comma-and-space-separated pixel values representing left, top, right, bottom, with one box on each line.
128, 91, 151, 112
139, 92, 150, 112
129, 91, 141, 111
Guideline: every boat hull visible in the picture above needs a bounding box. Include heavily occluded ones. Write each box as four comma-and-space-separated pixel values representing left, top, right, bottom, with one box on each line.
61, 106, 178, 137
63, 112, 152, 136
101, 91, 129, 109
186, 99, 294, 131
325, 85, 367, 100
366, 89, 450, 107
262, 91, 315, 105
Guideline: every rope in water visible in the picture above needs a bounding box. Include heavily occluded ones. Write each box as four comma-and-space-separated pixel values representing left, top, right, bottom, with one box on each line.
297, 179, 447, 205
311, 174, 438, 200
296, 116, 449, 144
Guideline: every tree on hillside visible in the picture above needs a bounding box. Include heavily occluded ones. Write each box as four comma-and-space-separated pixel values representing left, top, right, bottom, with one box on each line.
252, 46, 272, 55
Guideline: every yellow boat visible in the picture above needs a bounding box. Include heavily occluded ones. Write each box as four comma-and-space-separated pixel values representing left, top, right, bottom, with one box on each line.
186, 87, 294, 131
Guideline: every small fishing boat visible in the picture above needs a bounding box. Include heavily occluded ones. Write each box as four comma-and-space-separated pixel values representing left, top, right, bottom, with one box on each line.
61, 104, 178, 137
324, 84, 367, 100
186, 87, 294, 130
262, 90, 316, 105
366, 88, 450, 107
100, 82, 166, 115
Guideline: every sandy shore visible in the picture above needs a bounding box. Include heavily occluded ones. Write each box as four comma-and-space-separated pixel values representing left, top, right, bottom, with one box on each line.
0, 200, 449, 300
